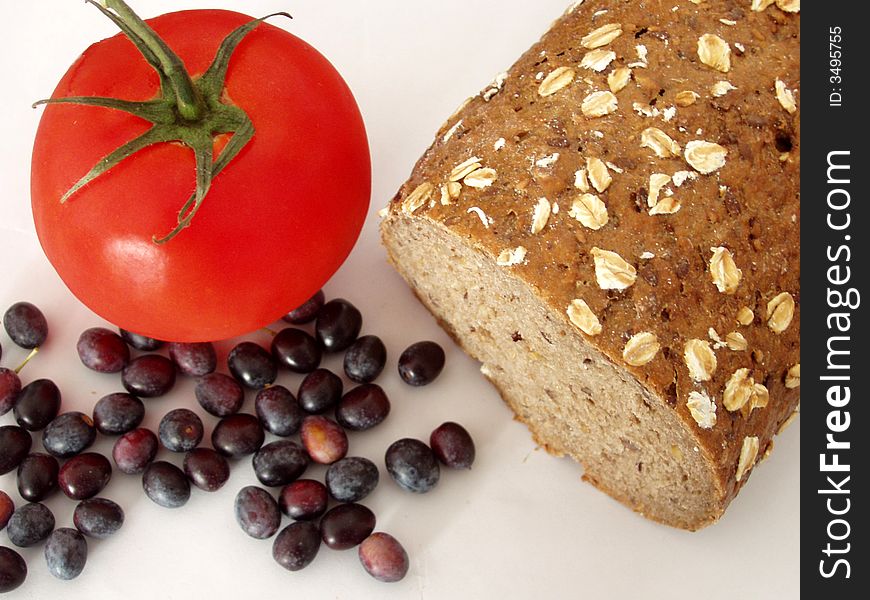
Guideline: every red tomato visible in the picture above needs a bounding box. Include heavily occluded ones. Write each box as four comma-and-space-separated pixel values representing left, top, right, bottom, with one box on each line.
31, 9, 370, 342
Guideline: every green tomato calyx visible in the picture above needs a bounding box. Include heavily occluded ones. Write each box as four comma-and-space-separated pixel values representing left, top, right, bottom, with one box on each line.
33, 0, 291, 244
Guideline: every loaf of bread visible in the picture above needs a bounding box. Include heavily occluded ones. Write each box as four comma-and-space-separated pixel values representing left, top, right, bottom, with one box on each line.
381, 0, 800, 530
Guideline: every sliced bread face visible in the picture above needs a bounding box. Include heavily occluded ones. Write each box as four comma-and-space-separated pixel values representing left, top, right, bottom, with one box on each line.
381, 1, 800, 530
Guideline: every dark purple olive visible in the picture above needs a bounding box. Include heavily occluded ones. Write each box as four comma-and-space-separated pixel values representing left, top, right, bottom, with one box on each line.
92, 392, 145, 435
430, 422, 476, 469
325, 457, 379, 503
300, 416, 348, 465
183, 448, 230, 492
254, 385, 303, 436
297, 368, 343, 414
0, 368, 22, 417
0, 546, 27, 593
234, 486, 280, 539
335, 384, 390, 431
119, 329, 164, 351
59, 453, 112, 500
0, 425, 32, 475
3, 302, 48, 349
73, 498, 124, 539
315, 299, 362, 352
158, 408, 204, 453
122, 354, 176, 397
319, 503, 376, 550
195, 372, 244, 417
0, 491, 14, 530
343, 335, 387, 383
359, 532, 410, 582
271, 327, 321, 373
252, 440, 309, 487
44, 528, 88, 580
385, 438, 440, 493
278, 480, 328, 521
272, 521, 321, 571
282, 290, 325, 324
13, 378, 61, 431
227, 342, 276, 390
6, 502, 55, 547
168, 342, 217, 376
42, 412, 96, 458
76, 327, 130, 373
212, 414, 265, 458
142, 461, 190, 508
112, 428, 158, 475
17, 453, 59, 502
398, 341, 445, 386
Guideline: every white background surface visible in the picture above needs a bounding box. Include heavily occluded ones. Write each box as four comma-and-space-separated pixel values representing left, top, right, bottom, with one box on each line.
0, 1, 799, 599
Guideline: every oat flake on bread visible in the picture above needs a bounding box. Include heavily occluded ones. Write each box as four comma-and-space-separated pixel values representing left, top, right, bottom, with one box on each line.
381, 0, 799, 530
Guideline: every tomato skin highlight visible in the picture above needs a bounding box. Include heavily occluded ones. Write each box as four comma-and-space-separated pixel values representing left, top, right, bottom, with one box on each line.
31, 10, 371, 342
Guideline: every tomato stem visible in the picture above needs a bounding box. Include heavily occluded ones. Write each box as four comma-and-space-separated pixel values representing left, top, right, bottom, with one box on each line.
100, 0, 204, 122
33, 3, 292, 243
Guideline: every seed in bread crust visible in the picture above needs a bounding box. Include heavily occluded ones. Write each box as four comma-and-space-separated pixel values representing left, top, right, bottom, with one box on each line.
573, 169, 590, 192
482, 71, 508, 102
581, 23, 623, 49
623, 332, 660, 367
531, 198, 551, 234
402, 182, 434, 215
438, 185, 451, 206
736, 306, 755, 326
591, 247, 635, 289
581, 91, 618, 117
723, 368, 753, 412
466, 207, 491, 228
686, 391, 717, 429
607, 68, 631, 93
535, 153, 560, 168
628, 44, 649, 69
709, 247, 742, 294
570, 195, 609, 230
750, 383, 770, 411
649, 196, 681, 216
685, 141, 728, 174
447, 182, 462, 200
766, 292, 795, 334
496, 246, 527, 267
775, 0, 800, 13
736, 436, 759, 482
711, 81, 737, 97
785, 363, 800, 389
449, 157, 482, 182
672, 171, 697, 188
751, 0, 776, 10
580, 49, 616, 72
775, 79, 798, 114
586, 158, 612, 192
675, 90, 699, 106
566, 299, 602, 336
641, 128, 681, 158
684, 339, 717, 382
647, 173, 672, 208
538, 66, 576, 97
463, 167, 498, 188
725, 331, 748, 351
697, 34, 731, 73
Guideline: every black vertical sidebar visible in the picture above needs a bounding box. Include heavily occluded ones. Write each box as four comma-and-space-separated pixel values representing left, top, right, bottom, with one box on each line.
802, 2, 866, 597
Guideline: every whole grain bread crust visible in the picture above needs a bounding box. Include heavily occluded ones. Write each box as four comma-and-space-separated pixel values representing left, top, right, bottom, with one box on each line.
382, 0, 800, 523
